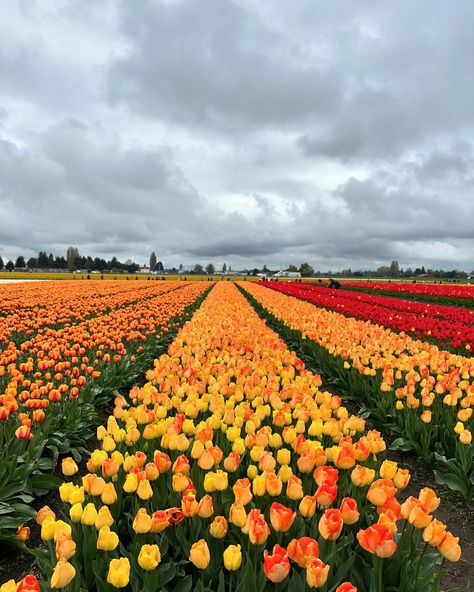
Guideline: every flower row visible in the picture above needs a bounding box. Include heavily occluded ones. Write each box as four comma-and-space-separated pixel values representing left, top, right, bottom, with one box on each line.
264, 281, 474, 351
242, 282, 474, 497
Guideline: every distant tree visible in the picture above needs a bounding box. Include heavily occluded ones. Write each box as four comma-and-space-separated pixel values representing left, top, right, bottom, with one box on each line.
15, 256, 26, 268
54, 256, 67, 269
206, 263, 215, 275
27, 257, 38, 268
0, 255, 4, 270
179, 263, 183, 271
157, 261, 164, 272
222, 263, 227, 273
299, 262, 314, 277
376, 266, 390, 277
252, 268, 259, 276
6, 260, 14, 271
85, 256, 94, 271
194, 264, 204, 274
48, 253, 54, 267
286, 265, 298, 272
66, 246, 80, 271
262, 264, 269, 273
149, 252, 157, 272
38, 251, 49, 268
228, 265, 232, 272
389, 260, 400, 278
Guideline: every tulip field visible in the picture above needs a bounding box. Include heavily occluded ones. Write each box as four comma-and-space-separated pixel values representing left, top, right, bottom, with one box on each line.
0, 280, 472, 592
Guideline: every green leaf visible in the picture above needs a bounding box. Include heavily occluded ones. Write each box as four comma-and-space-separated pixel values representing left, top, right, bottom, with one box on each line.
155, 562, 176, 588
288, 570, 303, 592
0, 482, 28, 502
434, 471, 467, 496
31, 474, 63, 491
171, 575, 193, 592
389, 438, 415, 452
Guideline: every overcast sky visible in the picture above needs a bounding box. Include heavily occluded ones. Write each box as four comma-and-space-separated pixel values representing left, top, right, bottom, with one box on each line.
1, 1, 473, 271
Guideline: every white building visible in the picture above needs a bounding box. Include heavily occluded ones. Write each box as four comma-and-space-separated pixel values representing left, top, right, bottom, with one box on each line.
273, 270, 301, 278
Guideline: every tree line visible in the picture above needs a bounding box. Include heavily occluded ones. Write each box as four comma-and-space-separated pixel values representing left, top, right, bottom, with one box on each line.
0, 247, 142, 273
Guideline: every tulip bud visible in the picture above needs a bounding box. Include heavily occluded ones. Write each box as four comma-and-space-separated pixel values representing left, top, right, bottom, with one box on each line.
210, 516, 228, 539
189, 539, 211, 569
81, 503, 98, 526
107, 557, 131, 588
97, 526, 119, 551
306, 558, 330, 588
61, 458, 78, 476
51, 558, 76, 588
223, 544, 242, 571
138, 544, 161, 570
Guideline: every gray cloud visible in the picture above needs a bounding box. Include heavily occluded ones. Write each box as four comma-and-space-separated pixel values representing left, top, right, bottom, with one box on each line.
0, 0, 473, 271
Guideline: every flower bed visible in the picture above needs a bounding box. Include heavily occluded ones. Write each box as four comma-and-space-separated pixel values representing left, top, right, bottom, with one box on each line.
241, 282, 474, 499
2, 283, 462, 592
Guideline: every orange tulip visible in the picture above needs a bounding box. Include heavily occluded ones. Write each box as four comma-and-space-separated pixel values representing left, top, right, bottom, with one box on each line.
306, 558, 330, 588
189, 539, 211, 569
357, 524, 397, 558
314, 481, 338, 506
340, 497, 360, 525
233, 478, 253, 505
209, 516, 228, 539
423, 519, 447, 547
241, 509, 270, 545
437, 531, 461, 562
286, 475, 304, 500
287, 537, 319, 568
263, 544, 290, 583
318, 509, 343, 540
269, 502, 296, 533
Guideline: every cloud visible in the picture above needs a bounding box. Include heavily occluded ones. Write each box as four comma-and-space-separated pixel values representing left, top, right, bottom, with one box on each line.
0, 0, 473, 271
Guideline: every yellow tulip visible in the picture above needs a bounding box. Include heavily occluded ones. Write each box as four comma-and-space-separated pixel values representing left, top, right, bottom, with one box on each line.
223, 544, 242, 571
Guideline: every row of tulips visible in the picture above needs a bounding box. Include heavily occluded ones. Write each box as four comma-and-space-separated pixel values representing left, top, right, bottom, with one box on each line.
0, 281, 209, 546
264, 282, 474, 352
2, 282, 462, 592
0, 280, 171, 343
240, 282, 474, 498
339, 281, 474, 309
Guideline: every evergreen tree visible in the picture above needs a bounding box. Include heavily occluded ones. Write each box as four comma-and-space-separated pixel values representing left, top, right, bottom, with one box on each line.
15, 256, 26, 268
157, 261, 164, 272
38, 251, 49, 267
149, 252, 157, 272
222, 263, 227, 273
6, 260, 14, 271
0, 255, 4, 270
206, 263, 215, 275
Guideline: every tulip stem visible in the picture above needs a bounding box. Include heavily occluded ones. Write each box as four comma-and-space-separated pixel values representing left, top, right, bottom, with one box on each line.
374, 555, 383, 592
414, 542, 428, 584
432, 557, 445, 592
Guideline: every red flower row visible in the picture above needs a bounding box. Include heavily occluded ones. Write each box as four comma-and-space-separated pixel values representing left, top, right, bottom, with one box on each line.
341, 281, 474, 299
260, 282, 474, 351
